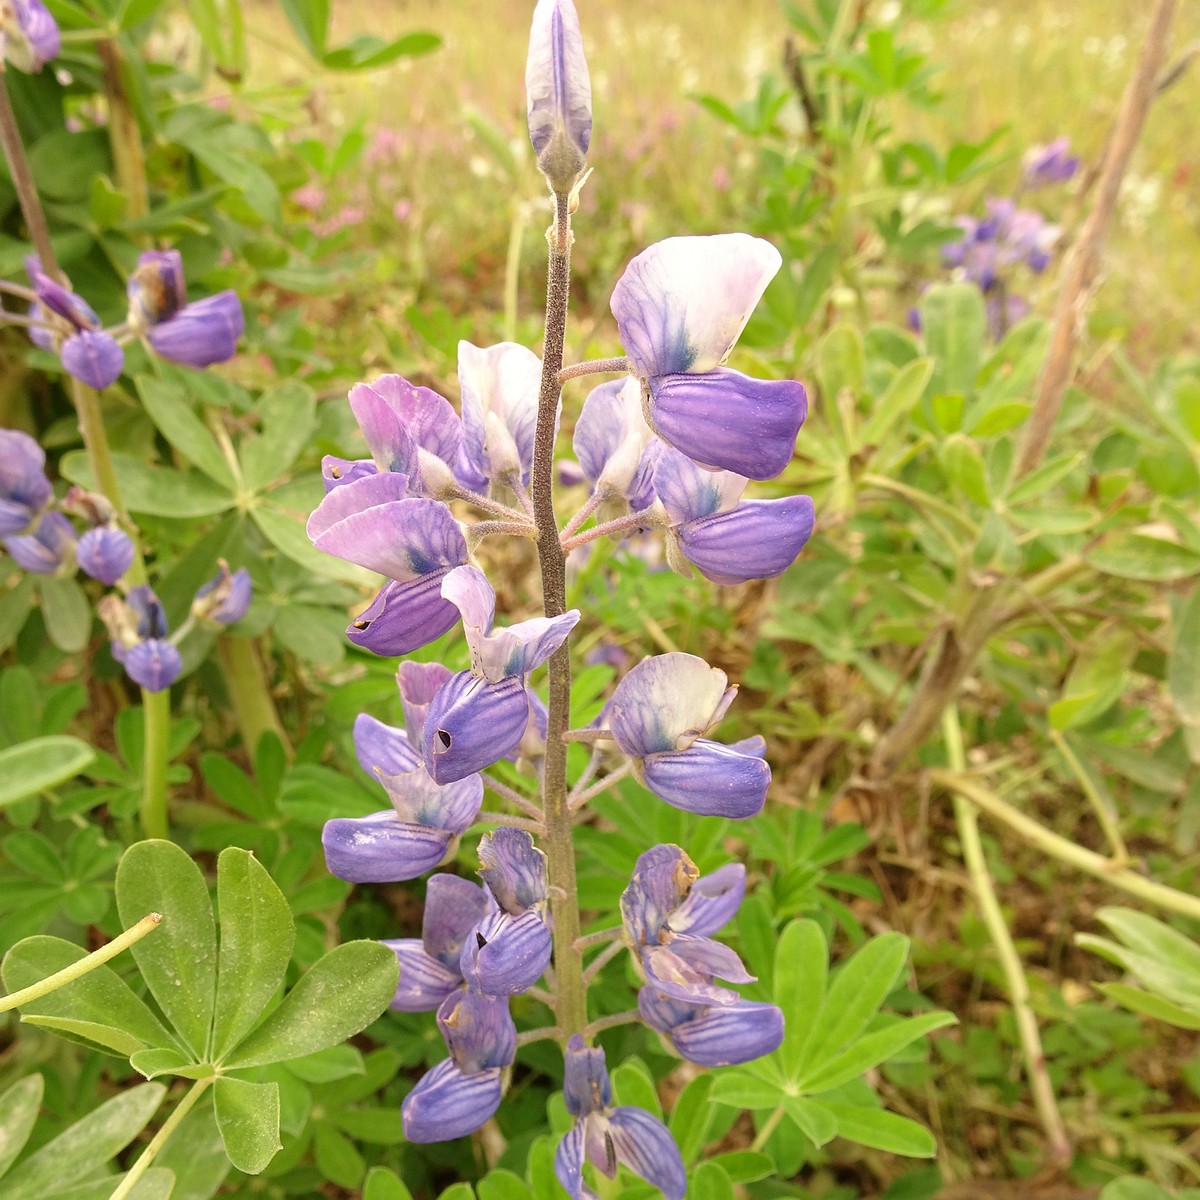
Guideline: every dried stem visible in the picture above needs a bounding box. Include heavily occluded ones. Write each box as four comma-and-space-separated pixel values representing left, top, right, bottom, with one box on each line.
1016, 0, 1177, 476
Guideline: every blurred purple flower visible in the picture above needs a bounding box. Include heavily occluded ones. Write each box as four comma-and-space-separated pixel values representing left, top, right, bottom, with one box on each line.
1022, 137, 1079, 189
147, 291, 243, 367
127, 250, 186, 329
1, 0, 59, 71
123, 639, 183, 693
0, 429, 53, 536
76, 526, 134, 585
192, 560, 252, 627
4, 510, 75, 575
61, 331, 125, 389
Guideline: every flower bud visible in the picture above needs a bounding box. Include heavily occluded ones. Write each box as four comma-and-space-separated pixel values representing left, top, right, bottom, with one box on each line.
525, 0, 592, 191
77, 526, 135, 586
192, 560, 252, 627
61, 331, 125, 390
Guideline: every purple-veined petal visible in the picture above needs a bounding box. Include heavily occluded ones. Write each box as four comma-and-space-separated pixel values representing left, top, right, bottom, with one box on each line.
573, 378, 654, 500
458, 341, 543, 486
660, 932, 754, 984
670, 863, 745, 936
606, 1107, 687, 1200
641, 739, 770, 819
61, 331, 124, 389
676, 494, 815, 585
76, 526, 134, 585
421, 671, 530, 784
375, 763, 483, 833
398, 660, 454, 742
460, 907, 552, 996
478, 827, 548, 912
322, 811, 452, 883
554, 1122, 588, 1200
402, 1059, 503, 1143
307, 469, 408, 539
641, 944, 742, 1006
192, 562, 252, 626
652, 445, 746, 525
127, 249, 186, 328
437, 988, 516, 1072
353, 712, 421, 779
608, 653, 730, 756
562, 1033, 611, 1117
31, 271, 97, 329
423, 873, 491, 968
525, 0, 592, 189
654, 995, 785, 1067
147, 291, 243, 366
382, 939, 462, 1012
321, 455, 376, 493
648, 368, 806, 481
123, 638, 182, 693
620, 844, 699, 948
611, 234, 781, 378
5, 510, 75, 574
347, 573, 461, 657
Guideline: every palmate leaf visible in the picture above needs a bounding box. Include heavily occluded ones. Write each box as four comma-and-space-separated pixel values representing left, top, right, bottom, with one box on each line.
0, 1075, 43, 1180
213, 1078, 281, 1174
0, 736, 94, 808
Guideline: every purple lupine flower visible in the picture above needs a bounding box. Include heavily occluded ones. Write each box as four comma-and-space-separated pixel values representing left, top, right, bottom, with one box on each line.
653, 446, 814, 584
555, 1036, 686, 1200
76, 526, 135, 585
986, 292, 1031, 341
0, 429, 53, 536
610, 234, 807, 480
122, 639, 183, 693
321, 711, 483, 883
127, 249, 187, 330
572, 377, 658, 510
402, 989, 517, 1142
637, 987, 784, 1067
60, 331, 125, 390
4, 510, 75, 574
525, 0, 592, 191
621, 844, 753, 1005
398, 661, 454, 743
348, 374, 463, 499
1, 0, 59, 72
192, 560, 252, 627
29, 268, 101, 331
383, 873, 490, 1011
307, 472, 469, 657
321, 456, 376, 493
606, 653, 770, 818
146, 291, 243, 367
419, 566, 579, 784
455, 341, 543, 492
459, 828, 552, 995
1022, 137, 1079, 189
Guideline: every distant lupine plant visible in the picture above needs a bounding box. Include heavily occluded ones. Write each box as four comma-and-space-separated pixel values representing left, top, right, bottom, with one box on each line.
306, 0, 814, 1191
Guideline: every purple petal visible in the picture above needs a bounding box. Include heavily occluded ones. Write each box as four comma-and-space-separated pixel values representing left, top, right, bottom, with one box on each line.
127, 249, 186, 328
402, 1059, 503, 1143
478, 827, 548, 912
322, 811, 452, 883
0, 429, 52, 534
620, 844, 699, 948
321, 456, 376, 493
192, 562, 252, 625
398, 661, 454, 742
347, 574, 461, 657
611, 234, 781, 377
457, 341, 543, 486
642, 739, 771, 819
421, 671, 530, 784
123, 639, 183, 693
648, 369, 806, 481
353, 712, 421, 778
554, 1123, 588, 1199
670, 863, 745, 937
730, 735, 766, 757
382, 939, 462, 1012
608, 653, 731, 756
31, 272, 97, 328
127, 584, 169, 638
423, 874, 491, 968
607, 1107, 687, 1200
652, 445, 746, 524
4, 510, 75, 574
76, 526, 135, 585
659, 932, 754, 984
648, 993, 785, 1067
525, 0, 592, 189
472, 608, 580, 681
460, 907, 552, 996
437, 988, 516, 1072
562, 1034, 611, 1117
375, 764, 483, 833
573, 378, 656, 502
61, 331, 124, 389
6, 0, 59, 70
441, 564, 496, 646
147, 291, 243, 366
676, 495, 815, 584
641, 944, 742, 1006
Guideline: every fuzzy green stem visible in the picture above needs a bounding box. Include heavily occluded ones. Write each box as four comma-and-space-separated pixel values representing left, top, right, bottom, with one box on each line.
139, 686, 171, 840
215, 636, 291, 759
0, 75, 63, 282
107, 1077, 213, 1200
931, 767, 1200, 921
944, 708, 1072, 1167
0, 913, 161, 1013
531, 190, 586, 1041
557, 356, 629, 383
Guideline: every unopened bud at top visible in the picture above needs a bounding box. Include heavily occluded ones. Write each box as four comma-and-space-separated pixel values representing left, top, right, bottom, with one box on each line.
525, 0, 592, 192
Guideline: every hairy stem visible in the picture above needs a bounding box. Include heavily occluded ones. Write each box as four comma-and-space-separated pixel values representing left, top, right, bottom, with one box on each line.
215, 636, 291, 759
482, 774, 544, 820
0, 77, 62, 281
1016, 0, 1177, 476
557, 356, 629, 383
0, 913, 161, 1013
140, 686, 171, 840
107, 1077, 213, 1200
569, 761, 632, 812
562, 509, 661, 552
931, 768, 1200, 922
944, 709, 1072, 1168
586, 1009, 640, 1036
532, 190, 586, 1040
581, 938, 626, 986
